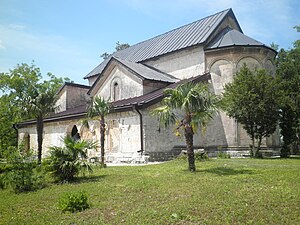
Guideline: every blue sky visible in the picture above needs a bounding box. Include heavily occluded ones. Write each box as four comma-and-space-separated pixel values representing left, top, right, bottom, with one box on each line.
1, 0, 299, 85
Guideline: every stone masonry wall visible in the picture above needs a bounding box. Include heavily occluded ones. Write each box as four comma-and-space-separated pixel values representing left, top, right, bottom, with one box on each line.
205, 46, 280, 148
144, 46, 205, 80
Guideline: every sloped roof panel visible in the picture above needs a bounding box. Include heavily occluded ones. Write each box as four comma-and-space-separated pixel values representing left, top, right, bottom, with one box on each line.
115, 57, 179, 83
205, 27, 274, 50
84, 9, 233, 79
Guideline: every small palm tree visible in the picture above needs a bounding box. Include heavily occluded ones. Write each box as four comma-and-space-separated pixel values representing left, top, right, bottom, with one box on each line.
48, 135, 97, 182
88, 96, 111, 165
152, 82, 219, 172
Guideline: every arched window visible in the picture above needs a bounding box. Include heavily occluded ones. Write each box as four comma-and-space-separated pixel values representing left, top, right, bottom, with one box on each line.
113, 82, 120, 101
71, 125, 80, 141
23, 133, 30, 153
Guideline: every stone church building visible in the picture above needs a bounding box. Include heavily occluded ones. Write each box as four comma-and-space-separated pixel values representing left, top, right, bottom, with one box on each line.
16, 9, 280, 162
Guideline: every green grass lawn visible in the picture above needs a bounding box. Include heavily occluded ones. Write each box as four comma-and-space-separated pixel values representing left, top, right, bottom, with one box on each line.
0, 158, 299, 225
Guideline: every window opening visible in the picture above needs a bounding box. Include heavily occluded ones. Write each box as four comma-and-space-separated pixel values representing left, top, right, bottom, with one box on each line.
71, 125, 80, 140
113, 82, 119, 101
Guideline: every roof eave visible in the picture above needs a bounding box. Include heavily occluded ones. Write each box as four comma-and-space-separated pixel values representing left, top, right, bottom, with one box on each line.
205, 44, 277, 54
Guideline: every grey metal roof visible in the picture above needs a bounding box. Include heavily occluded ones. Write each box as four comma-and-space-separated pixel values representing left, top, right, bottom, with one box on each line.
115, 57, 179, 83
205, 27, 267, 50
85, 8, 236, 79
112, 73, 211, 111
87, 56, 179, 95
56, 82, 90, 95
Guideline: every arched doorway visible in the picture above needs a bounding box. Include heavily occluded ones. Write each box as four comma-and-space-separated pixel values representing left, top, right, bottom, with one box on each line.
67, 125, 81, 141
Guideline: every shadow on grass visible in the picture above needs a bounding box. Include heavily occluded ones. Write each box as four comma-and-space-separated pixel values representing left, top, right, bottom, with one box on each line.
74, 174, 107, 184
199, 167, 254, 176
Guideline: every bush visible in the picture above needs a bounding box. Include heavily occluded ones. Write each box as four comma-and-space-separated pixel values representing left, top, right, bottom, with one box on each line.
176, 151, 210, 161
58, 191, 90, 213
217, 152, 231, 159
195, 152, 209, 161
4, 147, 45, 193
0, 163, 13, 174
0, 174, 5, 189
47, 136, 96, 183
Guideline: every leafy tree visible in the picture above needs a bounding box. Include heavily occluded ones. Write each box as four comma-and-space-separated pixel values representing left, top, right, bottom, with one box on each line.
0, 94, 18, 156
88, 96, 112, 166
115, 41, 130, 51
100, 41, 130, 60
0, 62, 69, 162
100, 52, 111, 60
270, 42, 279, 51
275, 27, 300, 156
47, 136, 96, 182
152, 82, 219, 172
222, 65, 279, 157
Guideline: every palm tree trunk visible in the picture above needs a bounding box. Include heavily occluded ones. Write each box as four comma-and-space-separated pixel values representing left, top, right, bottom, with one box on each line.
100, 115, 105, 165
184, 114, 195, 172
251, 134, 255, 157
36, 113, 43, 164
256, 136, 262, 158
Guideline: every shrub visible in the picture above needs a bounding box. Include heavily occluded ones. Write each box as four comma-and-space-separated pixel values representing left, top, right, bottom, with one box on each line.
58, 191, 90, 213
4, 147, 45, 193
217, 152, 231, 159
195, 152, 210, 161
0, 174, 5, 189
0, 163, 13, 174
176, 151, 210, 161
47, 136, 96, 182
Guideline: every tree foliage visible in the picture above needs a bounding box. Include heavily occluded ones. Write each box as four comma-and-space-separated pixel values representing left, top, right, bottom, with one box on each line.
87, 96, 112, 166
100, 41, 130, 60
0, 62, 70, 161
222, 65, 279, 157
152, 82, 219, 172
275, 27, 300, 156
0, 95, 18, 156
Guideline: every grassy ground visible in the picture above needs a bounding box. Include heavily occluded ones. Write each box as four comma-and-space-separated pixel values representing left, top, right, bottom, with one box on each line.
0, 158, 299, 225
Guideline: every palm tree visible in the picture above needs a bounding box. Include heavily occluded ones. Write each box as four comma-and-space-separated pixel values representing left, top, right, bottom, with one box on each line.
26, 84, 59, 164
48, 135, 97, 182
152, 82, 219, 172
88, 96, 111, 165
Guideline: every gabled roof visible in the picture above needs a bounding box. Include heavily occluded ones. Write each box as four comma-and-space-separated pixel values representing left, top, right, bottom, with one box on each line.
56, 82, 90, 95
112, 73, 211, 111
205, 27, 276, 52
17, 73, 211, 126
85, 8, 239, 79
116, 58, 179, 83
87, 56, 178, 95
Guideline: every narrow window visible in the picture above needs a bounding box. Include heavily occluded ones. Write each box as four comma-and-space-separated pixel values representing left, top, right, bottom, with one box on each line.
71, 125, 80, 140
24, 133, 30, 153
113, 82, 119, 101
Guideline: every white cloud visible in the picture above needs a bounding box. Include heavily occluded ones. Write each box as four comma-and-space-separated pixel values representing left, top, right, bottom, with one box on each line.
0, 40, 5, 49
